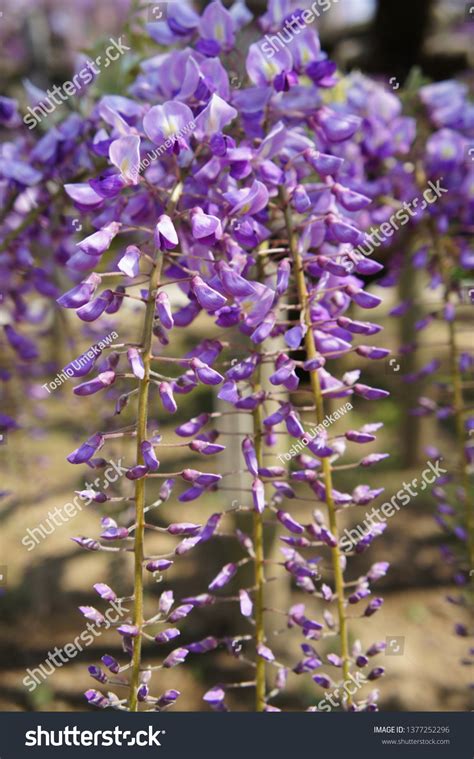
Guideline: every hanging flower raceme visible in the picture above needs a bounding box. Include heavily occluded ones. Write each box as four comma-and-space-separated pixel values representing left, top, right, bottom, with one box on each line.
3, 0, 406, 712
384, 80, 474, 683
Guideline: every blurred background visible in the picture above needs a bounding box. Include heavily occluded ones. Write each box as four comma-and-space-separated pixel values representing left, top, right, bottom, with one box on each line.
0, 0, 472, 712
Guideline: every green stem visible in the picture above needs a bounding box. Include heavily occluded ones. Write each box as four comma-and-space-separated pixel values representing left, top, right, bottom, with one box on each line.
253, 254, 266, 712
448, 316, 474, 570
282, 192, 352, 701
128, 180, 182, 711
398, 250, 421, 467
128, 254, 163, 711
430, 222, 474, 572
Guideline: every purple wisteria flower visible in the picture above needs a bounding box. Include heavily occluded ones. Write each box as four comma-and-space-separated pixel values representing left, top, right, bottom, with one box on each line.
1, 0, 410, 715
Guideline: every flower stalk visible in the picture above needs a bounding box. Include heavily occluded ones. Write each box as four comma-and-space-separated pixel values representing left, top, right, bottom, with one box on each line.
252, 254, 267, 711
129, 180, 182, 711
447, 290, 474, 569
431, 222, 474, 570
129, 253, 163, 711
282, 191, 352, 697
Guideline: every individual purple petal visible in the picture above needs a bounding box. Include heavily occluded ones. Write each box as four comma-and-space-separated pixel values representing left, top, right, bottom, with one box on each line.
239, 589, 253, 617
162, 647, 189, 668
285, 411, 305, 438
191, 357, 224, 385
354, 383, 389, 401
364, 598, 384, 617
333, 184, 371, 211
109, 134, 140, 183
117, 624, 139, 638
318, 108, 360, 142
186, 636, 218, 654
252, 477, 265, 513
159, 590, 174, 615
88, 665, 107, 684
4, 326, 39, 361
199, 1, 235, 49
65, 183, 104, 210
156, 689, 180, 709
137, 683, 149, 702
77, 222, 121, 257
143, 101, 194, 147
168, 604, 194, 622
190, 440, 225, 455
276, 259, 291, 295
159, 382, 177, 413
224, 179, 269, 216
67, 433, 104, 464
367, 667, 385, 681
101, 655, 120, 673
276, 510, 304, 535
345, 429, 376, 444
146, 559, 173, 572
367, 562, 390, 581
93, 583, 117, 601
242, 436, 258, 476
312, 674, 332, 689
74, 371, 116, 396
209, 563, 238, 590
118, 245, 141, 278
76, 290, 114, 322
257, 643, 275, 662
141, 440, 160, 471
79, 606, 106, 625
292, 184, 311, 212
57, 273, 102, 308
361, 453, 390, 467
176, 413, 209, 437
345, 285, 382, 309
195, 93, 237, 137
246, 42, 293, 86
175, 536, 203, 556
125, 465, 149, 480
127, 347, 145, 379
191, 207, 223, 242
216, 261, 254, 297
304, 148, 344, 176
191, 275, 227, 311
203, 686, 225, 707
100, 525, 129, 540
154, 214, 179, 250
356, 346, 390, 360
72, 537, 101, 551
155, 628, 180, 644
85, 689, 109, 708
156, 291, 174, 329
250, 311, 276, 343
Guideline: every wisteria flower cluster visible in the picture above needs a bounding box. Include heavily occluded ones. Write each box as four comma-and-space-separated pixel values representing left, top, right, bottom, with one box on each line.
393, 80, 474, 681
1, 0, 472, 712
